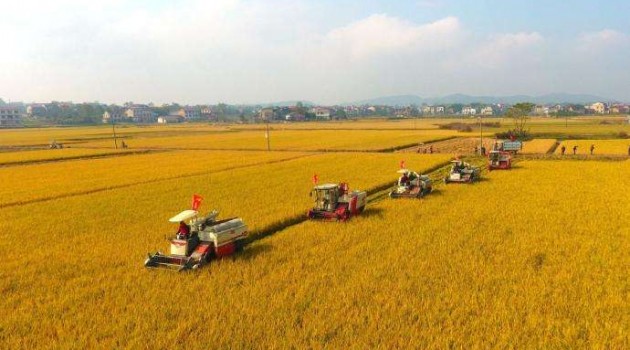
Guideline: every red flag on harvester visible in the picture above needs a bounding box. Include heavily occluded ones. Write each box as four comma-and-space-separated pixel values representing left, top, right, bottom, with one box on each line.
191, 194, 203, 211
399, 160, 406, 169
312, 173, 319, 185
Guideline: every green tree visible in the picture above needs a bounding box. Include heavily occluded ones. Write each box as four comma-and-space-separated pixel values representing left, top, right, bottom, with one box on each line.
506, 102, 534, 134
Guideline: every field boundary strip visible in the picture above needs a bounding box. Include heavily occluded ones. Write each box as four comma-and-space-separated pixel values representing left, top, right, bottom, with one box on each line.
0, 153, 319, 209
0, 149, 162, 168
546, 140, 560, 154
68, 136, 458, 153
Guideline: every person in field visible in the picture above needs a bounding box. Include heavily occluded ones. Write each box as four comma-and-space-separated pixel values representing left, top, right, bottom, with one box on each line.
429, 145, 434, 154
573, 145, 578, 155
561, 145, 566, 155
399, 172, 410, 188
590, 144, 595, 155
177, 221, 190, 239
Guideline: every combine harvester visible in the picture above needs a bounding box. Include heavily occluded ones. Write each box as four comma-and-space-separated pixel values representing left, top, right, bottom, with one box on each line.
487, 150, 512, 171
307, 175, 366, 221
389, 168, 433, 199
145, 195, 247, 271
444, 159, 480, 184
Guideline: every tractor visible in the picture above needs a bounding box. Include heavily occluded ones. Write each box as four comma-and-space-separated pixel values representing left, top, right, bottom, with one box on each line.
488, 150, 512, 170
389, 169, 432, 199
307, 183, 366, 221
144, 209, 247, 271
444, 160, 480, 184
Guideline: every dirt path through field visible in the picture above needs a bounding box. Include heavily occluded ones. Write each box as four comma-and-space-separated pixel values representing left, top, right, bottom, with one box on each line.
397, 137, 498, 155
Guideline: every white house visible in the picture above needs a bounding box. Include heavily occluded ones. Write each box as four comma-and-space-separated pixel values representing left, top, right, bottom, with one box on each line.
589, 102, 606, 114
312, 107, 331, 119
157, 115, 183, 124
462, 106, 477, 115
0, 105, 22, 126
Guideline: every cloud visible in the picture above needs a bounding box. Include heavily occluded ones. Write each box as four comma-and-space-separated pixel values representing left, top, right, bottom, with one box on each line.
470, 32, 544, 68
1, 0, 629, 103
324, 15, 461, 59
577, 29, 629, 51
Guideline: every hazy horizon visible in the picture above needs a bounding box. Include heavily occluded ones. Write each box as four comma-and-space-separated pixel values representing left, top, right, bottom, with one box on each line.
1, 0, 629, 105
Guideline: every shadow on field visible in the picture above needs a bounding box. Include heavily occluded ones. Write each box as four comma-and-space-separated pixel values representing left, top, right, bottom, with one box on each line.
429, 188, 444, 196
238, 243, 273, 261
361, 207, 385, 219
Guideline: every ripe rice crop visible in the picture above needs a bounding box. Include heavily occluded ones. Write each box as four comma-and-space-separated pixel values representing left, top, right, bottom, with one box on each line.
76, 129, 458, 151
0, 150, 309, 207
0, 148, 137, 166
555, 139, 630, 155
0, 159, 626, 348
521, 139, 558, 154
0, 124, 230, 146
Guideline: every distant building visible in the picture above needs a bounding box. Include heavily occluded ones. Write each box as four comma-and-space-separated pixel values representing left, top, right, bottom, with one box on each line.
102, 109, 125, 123
177, 107, 201, 120
200, 106, 217, 121
312, 107, 331, 119
157, 115, 184, 124
422, 106, 445, 115
462, 106, 477, 115
285, 112, 305, 121
589, 102, 606, 114
480, 106, 494, 116
0, 105, 23, 127
26, 104, 48, 118
124, 105, 155, 123
259, 107, 274, 121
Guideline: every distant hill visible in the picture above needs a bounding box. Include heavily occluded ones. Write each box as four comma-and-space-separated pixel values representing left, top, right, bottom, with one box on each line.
346, 93, 614, 106
349, 95, 424, 106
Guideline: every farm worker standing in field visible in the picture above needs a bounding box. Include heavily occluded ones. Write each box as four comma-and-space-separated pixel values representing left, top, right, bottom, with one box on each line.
177, 221, 190, 239
573, 145, 578, 155
561, 145, 566, 155
429, 145, 434, 154
590, 144, 595, 155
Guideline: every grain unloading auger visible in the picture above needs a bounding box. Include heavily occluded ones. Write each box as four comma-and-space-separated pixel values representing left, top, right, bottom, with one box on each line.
144, 209, 247, 271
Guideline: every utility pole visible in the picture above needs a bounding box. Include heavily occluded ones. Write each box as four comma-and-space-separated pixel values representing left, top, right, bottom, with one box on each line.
479, 115, 483, 155
111, 115, 118, 149
265, 116, 271, 151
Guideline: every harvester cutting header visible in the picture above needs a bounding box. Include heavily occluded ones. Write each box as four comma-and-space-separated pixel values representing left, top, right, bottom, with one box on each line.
144, 194, 248, 271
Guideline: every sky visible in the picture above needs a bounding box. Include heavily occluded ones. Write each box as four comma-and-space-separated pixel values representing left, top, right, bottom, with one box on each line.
1, 0, 629, 105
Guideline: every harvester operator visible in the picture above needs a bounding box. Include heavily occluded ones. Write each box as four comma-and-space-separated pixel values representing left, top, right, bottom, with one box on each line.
399, 172, 410, 188
177, 221, 190, 239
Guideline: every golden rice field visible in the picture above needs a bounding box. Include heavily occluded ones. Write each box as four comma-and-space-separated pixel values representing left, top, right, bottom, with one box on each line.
555, 139, 630, 155
1, 158, 627, 348
0, 124, 231, 146
75, 129, 458, 151
0, 148, 138, 166
521, 139, 558, 154
0, 150, 311, 207
2, 117, 627, 148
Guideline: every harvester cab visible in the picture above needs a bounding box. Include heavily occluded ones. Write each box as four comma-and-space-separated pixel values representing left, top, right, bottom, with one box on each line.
444, 160, 479, 184
144, 209, 247, 271
308, 182, 366, 221
488, 150, 512, 170
389, 169, 433, 199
